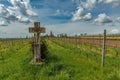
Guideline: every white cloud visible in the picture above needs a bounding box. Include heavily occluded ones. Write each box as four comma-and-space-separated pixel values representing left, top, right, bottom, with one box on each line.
116, 17, 120, 22
54, 9, 61, 16
0, 4, 16, 25
8, 0, 37, 16
17, 15, 30, 23
72, 0, 119, 25
26, 10, 37, 17
83, 13, 92, 21
111, 29, 119, 34
82, 0, 97, 10
72, 7, 84, 21
94, 13, 113, 25
99, 0, 120, 7
72, 7, 92, 21
0, 0, 37, 26
0, 19, 8, 26
56, 9, 60, 13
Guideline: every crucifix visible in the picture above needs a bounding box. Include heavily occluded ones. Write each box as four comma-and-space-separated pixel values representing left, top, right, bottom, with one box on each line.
29, 22, 45, 62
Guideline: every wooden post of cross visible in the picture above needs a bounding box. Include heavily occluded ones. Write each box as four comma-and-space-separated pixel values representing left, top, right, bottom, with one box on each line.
29, 22, 45, 63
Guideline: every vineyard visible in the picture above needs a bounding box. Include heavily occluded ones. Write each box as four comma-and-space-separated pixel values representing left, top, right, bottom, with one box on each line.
0, 0, 120, 80
0, 35, 120, 80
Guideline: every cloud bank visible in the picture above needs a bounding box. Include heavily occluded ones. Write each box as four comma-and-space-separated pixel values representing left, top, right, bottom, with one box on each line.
81, 0, 97, 10
111, 29, 119, 34
72, 7, 92, 21
72, 0, 120, 25
94, 13, 113, 25
0, 0, 37, 26
99, 0, 120, 7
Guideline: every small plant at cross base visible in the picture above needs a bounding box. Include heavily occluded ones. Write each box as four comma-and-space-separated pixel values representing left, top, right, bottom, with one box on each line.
41, 38, 48, 60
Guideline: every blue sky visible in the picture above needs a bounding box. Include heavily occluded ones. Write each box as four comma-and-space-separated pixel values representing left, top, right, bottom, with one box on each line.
0, 0, 120, 38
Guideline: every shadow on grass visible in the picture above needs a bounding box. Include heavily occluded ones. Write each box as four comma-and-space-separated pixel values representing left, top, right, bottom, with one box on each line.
43, 51, 75, 80
45, 52, 60, 63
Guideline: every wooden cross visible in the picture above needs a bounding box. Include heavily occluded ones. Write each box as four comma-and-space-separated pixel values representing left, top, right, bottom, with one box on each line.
29, 22, 45, 62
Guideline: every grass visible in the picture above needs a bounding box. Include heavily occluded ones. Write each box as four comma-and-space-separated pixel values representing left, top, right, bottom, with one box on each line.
50, 38, 120, 80
0, 39, 120, 80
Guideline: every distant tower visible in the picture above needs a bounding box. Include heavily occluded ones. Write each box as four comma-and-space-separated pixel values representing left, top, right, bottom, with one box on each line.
50, 31, 54, 37
26, 35, 28, 39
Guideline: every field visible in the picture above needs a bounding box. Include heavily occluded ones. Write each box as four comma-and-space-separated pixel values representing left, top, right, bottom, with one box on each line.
1, 0, 120, 80
0, 38, 120, 80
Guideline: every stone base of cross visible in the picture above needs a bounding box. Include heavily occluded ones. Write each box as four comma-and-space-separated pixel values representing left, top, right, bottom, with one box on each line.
29, 22, 45, 63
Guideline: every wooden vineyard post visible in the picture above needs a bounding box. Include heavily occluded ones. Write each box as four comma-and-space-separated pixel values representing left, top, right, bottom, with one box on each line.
69, 37, 71, 49
75, 35, 77, 53
99, 34, 101, 46
63, 36, 66, 48
29, 22, 45, 63
68, 37, 70, 49
79, 36, 81, 53
99, 34, 102, 52
102, 29, 106, 67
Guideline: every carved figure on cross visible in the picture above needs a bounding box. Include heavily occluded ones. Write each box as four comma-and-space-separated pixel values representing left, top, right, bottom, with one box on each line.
29, 22, 45, 62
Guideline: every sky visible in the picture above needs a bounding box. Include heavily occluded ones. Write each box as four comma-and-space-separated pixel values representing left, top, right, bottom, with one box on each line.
0, 0, 120, 38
